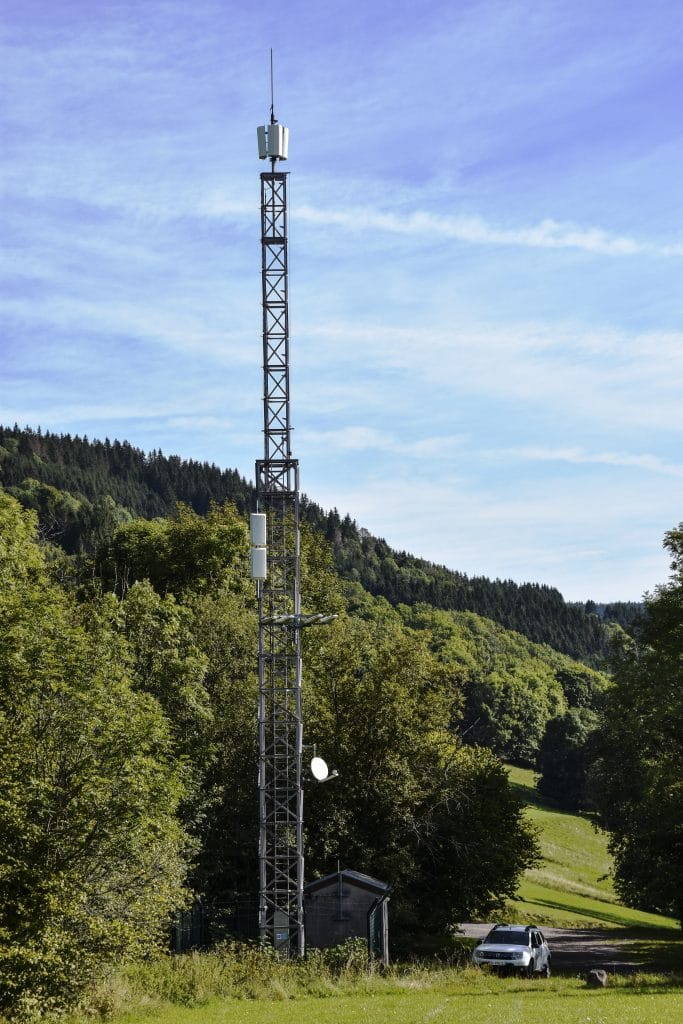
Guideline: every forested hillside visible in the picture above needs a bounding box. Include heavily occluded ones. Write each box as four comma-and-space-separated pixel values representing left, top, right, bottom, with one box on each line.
0, 425, 639, 663
1, 438, 678, 1016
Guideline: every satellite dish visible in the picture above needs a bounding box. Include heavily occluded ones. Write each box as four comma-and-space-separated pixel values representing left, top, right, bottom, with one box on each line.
310, 756, 329, 781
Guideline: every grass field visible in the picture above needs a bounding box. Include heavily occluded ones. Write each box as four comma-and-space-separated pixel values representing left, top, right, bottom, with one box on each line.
504, 766, 678, 931
86, 971, 682, 1024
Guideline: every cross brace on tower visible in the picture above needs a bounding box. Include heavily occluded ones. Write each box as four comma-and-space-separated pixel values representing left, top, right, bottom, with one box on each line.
253, 114, 304, 957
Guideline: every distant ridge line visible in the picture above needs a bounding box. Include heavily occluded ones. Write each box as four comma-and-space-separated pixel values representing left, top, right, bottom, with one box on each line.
0, 424, 641, 663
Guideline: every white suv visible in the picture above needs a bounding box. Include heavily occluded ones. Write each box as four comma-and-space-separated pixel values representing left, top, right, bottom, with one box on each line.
472, 925, 551, 977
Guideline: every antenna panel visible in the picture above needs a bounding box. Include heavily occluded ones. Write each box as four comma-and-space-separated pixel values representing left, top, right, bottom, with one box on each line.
257, 122, 289, 160
250, 546, 268, 580
250, 512, 267, 546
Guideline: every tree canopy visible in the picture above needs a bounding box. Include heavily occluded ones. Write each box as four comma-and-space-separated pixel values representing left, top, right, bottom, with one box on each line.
536, 707, 599, 811
0, 493, 189, 1015
590, 524, 683, 922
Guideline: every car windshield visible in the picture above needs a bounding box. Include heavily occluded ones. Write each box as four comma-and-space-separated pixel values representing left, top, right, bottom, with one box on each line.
484, 929, 529, 945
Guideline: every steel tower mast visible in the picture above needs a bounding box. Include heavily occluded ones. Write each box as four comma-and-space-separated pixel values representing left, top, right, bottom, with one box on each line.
252, 79, 304, 956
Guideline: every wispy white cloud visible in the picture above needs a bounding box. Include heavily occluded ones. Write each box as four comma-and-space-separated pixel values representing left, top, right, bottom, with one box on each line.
195, 193, 683, 258
296, 319, 683, 431
1, 400, 193, 425
298, 426, 465, 457
494, 446, 683, 479
310, 468, 678, 601
293, 204, 683, 257
1, 293, 255, 367
9, 156, 680, 264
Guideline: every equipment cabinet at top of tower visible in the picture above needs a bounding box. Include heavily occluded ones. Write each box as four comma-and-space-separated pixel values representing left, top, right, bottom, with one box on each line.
257, 122, 289, 161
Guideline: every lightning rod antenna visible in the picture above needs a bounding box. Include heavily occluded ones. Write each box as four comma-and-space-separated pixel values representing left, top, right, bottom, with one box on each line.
270, 48, 275, 124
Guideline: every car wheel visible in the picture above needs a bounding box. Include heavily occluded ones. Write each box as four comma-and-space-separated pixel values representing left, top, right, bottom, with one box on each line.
525, 962, 535, 978
542, 960, 551, 978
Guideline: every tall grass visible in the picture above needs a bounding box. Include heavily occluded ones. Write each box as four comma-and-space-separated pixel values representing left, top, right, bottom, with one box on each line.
80, 950, 682, 1024
86, 939, 401, 1015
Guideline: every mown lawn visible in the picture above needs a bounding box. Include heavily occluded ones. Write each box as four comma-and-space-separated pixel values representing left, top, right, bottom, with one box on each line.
505, 766, 678, 931
92, 974, 682, 1024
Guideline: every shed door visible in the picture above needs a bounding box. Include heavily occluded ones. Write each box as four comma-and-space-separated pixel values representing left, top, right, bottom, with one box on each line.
367, 902, 381, 959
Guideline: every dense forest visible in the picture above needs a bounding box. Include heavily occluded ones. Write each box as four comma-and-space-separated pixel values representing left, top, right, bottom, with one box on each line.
0, 425, 640, 664
0, 424, 680, 1018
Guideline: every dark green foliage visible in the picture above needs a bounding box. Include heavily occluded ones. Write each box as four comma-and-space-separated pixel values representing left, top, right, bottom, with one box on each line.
118, 581, 212, 775
101, 502, 250, 596
0, 426, 252, 526
301, 604, 539, 935
314, 508, 614, 664
554, 664, 607, 709
104, 505, 260, 912
590, 524, 683, 923
0, 494, 189, 1016
536, 708, 599, 810
398, 603, 607, 766
5, 475, 133, 555
408, 747, 539, 930
581, 599, 643, 632
1, 425, 620, 663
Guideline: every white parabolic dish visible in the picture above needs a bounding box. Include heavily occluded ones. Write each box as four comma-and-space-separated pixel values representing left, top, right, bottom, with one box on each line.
310, 756, 329, 781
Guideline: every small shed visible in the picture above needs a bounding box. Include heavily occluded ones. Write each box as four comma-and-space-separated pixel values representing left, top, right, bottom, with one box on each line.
304, 868, 390, 965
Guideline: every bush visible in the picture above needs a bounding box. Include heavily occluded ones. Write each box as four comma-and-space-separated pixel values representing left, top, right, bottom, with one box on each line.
309, 938, 370, 976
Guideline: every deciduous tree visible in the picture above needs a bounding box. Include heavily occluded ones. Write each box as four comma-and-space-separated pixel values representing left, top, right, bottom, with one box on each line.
590, 524, 683, 922
0, 494, 190, 1015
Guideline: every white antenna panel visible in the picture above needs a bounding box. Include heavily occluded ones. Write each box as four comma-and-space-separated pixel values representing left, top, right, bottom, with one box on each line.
250, 512, 267, 546
257, 122, 289, 161
250, 546, 268, 580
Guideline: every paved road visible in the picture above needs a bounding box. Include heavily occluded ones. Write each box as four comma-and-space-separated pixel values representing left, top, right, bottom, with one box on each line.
459, 923, 676, 974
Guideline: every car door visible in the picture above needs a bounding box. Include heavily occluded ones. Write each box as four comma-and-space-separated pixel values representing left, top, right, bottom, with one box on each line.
535, 930, 548, 969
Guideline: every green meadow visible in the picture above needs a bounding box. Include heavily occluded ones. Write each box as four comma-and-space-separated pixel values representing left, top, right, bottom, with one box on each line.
505, 765, 678, 931
82, 970, 681, 1024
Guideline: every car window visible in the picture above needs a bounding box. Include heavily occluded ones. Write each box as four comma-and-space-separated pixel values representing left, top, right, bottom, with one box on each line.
484, 929, 529, 945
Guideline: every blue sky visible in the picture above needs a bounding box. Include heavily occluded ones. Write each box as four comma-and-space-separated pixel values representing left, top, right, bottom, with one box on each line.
2, 0, 682, 601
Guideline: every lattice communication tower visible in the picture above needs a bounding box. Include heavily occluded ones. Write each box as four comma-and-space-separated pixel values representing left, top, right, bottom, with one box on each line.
250, 95, 304, 956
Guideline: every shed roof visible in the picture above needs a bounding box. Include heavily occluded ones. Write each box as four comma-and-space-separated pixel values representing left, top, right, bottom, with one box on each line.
304, 869, 390, 897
